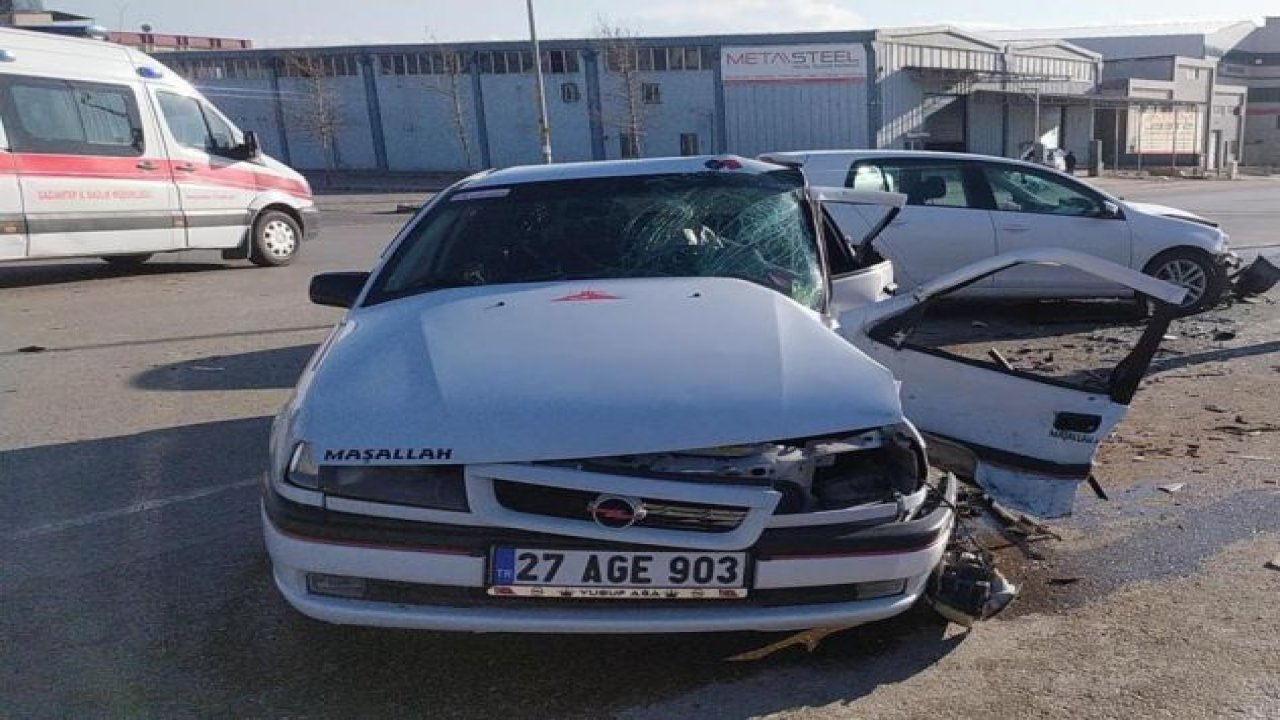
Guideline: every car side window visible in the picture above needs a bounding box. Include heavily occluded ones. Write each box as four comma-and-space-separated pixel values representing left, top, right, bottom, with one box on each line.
157, 93, 242, 157
983, 165, 1102, 217
201, 104, 239, 154
0, 75, 144, 156
157, 92, 209, 150
845, 162, 889, 192
878, 162, 971, 209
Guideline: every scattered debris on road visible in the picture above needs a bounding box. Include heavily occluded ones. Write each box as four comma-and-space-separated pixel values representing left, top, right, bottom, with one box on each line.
1157, 483, 1186, 494
726, 626, 855, 662
1047, 577, 1082, 586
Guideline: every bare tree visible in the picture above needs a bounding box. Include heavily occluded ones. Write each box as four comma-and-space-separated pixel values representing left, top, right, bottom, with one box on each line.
280, 53, 346, 177
595, 18, 649, 158
424, 42, 475, 170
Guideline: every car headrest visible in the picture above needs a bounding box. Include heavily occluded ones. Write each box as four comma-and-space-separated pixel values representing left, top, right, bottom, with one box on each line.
921, 176, 947, 201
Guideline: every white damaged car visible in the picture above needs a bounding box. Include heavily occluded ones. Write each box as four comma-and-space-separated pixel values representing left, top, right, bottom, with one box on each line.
264, 156, 1184, 633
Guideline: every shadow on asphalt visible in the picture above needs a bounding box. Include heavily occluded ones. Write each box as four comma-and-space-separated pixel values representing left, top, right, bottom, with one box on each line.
1149, 339, 1280, 374
0, 260, 235, 289
131, 343, 319, 391
2, 415, 967, 719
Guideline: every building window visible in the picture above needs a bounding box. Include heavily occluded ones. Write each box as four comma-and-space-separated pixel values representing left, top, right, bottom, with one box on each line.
280, 55, 358, 78
642, 82, 661, 104
606, 46, 710, 73
560, 82, 580, 103
619, 132, 639, 158
1247, 87, 1280, 102
542, 49, 580, 74
679, 133, 699, 156
378, 52, 466, 76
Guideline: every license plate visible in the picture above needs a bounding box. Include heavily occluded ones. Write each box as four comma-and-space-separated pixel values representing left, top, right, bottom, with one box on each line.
488, 547, 749, 600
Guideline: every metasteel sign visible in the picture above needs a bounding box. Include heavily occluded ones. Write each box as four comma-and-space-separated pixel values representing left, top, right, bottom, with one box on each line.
721, 44, 867, 83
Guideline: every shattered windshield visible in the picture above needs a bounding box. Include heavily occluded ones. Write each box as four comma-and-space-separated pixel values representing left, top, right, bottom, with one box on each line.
370, 170, 825, 310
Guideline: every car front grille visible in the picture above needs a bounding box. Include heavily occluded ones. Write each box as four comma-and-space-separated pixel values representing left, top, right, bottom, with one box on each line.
491, 480, 748, 533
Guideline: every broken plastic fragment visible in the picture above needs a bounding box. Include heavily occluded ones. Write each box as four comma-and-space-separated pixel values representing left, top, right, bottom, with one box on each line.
725, 625, 855, 661
925, 549, 1018, 627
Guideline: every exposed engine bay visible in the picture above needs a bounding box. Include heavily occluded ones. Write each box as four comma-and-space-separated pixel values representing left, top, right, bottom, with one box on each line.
570, 424, 927, 515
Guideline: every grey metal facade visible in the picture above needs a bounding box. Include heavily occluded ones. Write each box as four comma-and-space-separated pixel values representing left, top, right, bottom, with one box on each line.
155, 27, 1102, 173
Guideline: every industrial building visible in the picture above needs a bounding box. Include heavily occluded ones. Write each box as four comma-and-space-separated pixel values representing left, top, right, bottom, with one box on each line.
0, 0, 251, 51
10, 1, 1272, 175
993, 18, 1280, 167
149, 27, 1111, 174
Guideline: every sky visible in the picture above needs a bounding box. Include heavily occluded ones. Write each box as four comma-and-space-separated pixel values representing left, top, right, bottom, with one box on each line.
55, 0, 1278, 48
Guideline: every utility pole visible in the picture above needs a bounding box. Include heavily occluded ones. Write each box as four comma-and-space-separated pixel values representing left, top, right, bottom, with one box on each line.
1032, 87, 1041, 162
527, 0, 553, 164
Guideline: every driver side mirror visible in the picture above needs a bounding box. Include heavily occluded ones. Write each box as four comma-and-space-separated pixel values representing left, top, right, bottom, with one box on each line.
223, 130, 261, 161
310, 272, 369, 308
1100, 201, 1122, 220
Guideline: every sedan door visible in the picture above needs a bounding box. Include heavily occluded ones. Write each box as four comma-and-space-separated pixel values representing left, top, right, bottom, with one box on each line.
980, 163, 1132, 293
824, 158, 996, 293
837, 248, 1186, 518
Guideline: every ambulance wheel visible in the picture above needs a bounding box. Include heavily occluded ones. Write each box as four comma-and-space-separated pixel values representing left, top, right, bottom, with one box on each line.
250, 210, 300, 267
101, 254, 152, 266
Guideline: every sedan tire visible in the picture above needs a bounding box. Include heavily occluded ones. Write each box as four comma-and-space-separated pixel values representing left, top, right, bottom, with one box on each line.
1143, 248, 1226, 315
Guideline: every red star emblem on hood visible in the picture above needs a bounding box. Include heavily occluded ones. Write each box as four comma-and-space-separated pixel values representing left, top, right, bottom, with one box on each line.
553, 290, 622, 302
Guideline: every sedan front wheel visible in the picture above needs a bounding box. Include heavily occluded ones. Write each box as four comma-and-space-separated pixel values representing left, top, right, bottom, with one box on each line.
1143, 249, 1226, 315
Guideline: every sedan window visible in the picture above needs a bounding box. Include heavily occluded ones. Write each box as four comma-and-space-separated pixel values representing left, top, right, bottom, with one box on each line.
983, 166, 1102, 217
371, 171, 826, 310
855, 161, 973, 209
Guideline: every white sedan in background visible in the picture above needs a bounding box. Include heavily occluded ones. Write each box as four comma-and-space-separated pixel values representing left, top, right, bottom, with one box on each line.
761, 150, 1237, 313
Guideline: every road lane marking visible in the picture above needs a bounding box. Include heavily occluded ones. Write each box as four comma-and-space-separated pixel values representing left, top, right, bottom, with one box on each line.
6, 478, 259, 540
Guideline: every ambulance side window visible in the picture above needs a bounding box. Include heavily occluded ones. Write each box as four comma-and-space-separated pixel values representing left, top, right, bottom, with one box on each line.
157, 92, 241, 157
156, 93, 210, 150
0, 75, 144, 156
201, 106, 238, 153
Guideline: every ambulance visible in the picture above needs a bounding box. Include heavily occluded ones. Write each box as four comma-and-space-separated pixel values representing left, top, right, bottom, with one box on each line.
0, 27, 316, 267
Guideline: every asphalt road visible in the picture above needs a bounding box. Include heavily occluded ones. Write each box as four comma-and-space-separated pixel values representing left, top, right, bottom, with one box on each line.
1, 179, 1277, 719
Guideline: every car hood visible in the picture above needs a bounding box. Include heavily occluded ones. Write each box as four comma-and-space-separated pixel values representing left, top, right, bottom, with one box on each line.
1123, 201, 1214, 225
294, 278, 905, 464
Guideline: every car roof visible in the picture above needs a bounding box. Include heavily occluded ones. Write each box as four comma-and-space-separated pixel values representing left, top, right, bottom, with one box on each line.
763, 149, 1047, 170
461, 155, 788, 189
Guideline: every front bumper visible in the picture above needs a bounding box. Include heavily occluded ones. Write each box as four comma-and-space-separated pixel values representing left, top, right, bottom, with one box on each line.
262, 475, 956, 633
300, 206, 320, 241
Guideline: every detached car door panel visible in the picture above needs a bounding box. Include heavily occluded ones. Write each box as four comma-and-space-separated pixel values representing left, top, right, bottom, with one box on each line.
838, 248, 1186, 518
0, 74, 181, 257
982, 164, 1132, 293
